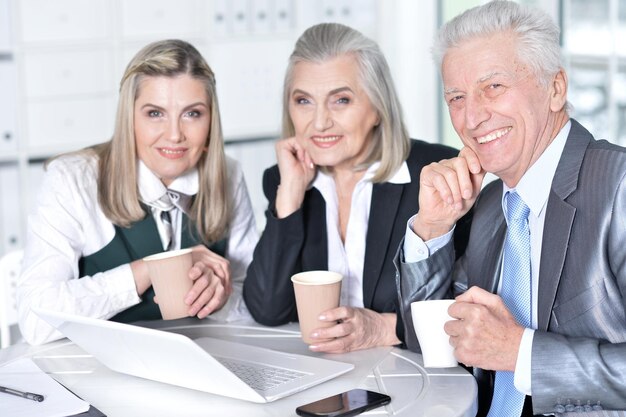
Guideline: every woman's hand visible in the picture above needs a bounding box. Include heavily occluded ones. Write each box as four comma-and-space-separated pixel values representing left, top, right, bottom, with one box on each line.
306, 307, 400, 353
130, 258, 151, 295
274, 137, 316, 218
184, 245, 232, 318
190, 245, 231, 291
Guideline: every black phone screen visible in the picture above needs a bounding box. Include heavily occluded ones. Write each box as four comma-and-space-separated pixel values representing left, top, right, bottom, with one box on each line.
295, 389, 391, 417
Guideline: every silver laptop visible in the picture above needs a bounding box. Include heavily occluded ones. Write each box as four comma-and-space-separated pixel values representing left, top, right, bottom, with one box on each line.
33, 307, 354, 403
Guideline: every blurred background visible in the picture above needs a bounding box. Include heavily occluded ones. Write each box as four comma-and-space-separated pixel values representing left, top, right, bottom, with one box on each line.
0, 0, 624, 260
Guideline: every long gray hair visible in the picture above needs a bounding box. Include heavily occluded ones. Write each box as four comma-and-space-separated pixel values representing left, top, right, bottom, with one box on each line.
283, 23, 410, 183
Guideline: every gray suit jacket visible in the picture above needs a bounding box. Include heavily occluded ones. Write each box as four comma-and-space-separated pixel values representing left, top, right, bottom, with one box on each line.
396, 119, 626, 415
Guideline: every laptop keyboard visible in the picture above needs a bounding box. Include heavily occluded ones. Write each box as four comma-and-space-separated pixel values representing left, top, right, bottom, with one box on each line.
215, 357, 307, 392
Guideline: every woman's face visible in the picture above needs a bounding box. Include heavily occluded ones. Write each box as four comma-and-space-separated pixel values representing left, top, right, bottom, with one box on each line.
288, 54, 380, 172
134, 74, 210, 186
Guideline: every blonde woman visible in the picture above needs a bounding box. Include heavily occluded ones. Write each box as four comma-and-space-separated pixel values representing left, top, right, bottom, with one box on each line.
17, 40, 258, 345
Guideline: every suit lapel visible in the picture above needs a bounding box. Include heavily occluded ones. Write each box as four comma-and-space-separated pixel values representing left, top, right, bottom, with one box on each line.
362, 182, 403, 307
471, 187, 507, 294
537, 194, 575, 330
537, 119, 590, 330
479, 220, 507, 294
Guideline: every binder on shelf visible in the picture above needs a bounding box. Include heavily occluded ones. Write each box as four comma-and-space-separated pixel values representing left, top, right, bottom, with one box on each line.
0, 163, 22, 252
0, 0, 11, 49
0, 59, 17, 154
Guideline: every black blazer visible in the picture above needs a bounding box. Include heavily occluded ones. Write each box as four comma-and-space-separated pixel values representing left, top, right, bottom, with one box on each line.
243, 139, 468, 342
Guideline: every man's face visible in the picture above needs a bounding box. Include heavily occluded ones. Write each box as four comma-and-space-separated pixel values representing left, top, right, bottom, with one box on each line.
442, 32, 566, 187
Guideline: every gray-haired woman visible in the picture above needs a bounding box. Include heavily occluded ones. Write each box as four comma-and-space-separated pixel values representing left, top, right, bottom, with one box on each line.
244, 23, 468, 353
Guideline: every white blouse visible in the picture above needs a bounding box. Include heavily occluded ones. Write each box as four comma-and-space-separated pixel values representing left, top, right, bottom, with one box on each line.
311, 161, 410, 307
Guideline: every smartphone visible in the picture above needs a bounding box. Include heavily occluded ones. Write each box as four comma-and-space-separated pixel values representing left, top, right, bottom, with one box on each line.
295, 389, 391, 417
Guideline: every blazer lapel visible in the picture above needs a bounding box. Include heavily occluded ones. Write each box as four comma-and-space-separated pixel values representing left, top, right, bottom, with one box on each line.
479, 220, 506, 294
471, 188, 507, 294
537, 119, 590, 330
362, 182, 403, 307
537, 195, 575, 330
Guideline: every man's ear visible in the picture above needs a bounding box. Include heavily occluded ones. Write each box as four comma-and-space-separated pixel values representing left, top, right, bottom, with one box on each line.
549, 68, 568, 112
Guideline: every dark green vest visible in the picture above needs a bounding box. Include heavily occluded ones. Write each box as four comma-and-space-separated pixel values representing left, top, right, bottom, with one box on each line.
79, 212, 227, 323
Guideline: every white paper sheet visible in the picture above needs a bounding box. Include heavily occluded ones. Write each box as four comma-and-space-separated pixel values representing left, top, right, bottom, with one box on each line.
0, 357, 90, 417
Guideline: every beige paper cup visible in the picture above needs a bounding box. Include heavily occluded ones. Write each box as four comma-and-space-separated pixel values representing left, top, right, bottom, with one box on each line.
144, 248, 193, 320
291, 271, 342, 344
411, 299, 457, 368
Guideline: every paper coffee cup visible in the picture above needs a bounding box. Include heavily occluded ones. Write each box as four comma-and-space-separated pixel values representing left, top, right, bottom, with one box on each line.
411, 299, 457, 368
144, 248, 193, 320
291, 271, 342, 344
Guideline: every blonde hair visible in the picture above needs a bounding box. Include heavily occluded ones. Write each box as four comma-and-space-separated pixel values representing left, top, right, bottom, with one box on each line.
64, 40, 229, 244
283, 23, 410, 183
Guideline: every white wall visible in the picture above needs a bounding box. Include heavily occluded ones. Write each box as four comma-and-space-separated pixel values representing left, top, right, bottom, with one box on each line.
379, 0, 440, 143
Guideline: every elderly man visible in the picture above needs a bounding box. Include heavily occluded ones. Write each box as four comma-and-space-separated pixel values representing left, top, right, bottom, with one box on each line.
396, 1, 626, 416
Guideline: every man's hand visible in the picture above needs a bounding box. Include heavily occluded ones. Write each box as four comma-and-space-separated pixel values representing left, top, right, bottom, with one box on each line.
445, 286, 524, 371
412, 148, 485, 240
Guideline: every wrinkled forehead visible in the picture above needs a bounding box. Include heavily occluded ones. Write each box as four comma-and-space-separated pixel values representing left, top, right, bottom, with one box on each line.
441, 33, 527, 87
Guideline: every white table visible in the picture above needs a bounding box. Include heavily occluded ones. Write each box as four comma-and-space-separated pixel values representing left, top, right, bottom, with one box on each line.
0, 318, 477, 417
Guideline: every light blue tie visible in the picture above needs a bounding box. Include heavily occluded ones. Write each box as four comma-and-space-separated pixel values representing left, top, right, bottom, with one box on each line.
487, 191, 531, 417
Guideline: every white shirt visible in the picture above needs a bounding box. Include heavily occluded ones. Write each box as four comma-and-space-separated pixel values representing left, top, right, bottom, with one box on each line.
17, 153, 258, 345
404, 120, 571, 395
137, 160, 198, 251
312, 161, 411, 307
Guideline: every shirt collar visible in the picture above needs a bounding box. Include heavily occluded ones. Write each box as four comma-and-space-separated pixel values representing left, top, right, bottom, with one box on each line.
382, 161, 411, 184
138, 160, 199, 205
502, 120, 571, 217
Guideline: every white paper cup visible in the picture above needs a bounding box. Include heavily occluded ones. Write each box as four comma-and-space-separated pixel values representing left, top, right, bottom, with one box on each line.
291, 271, 342, 344
144, 248, 193, 320
411, 299, 457, 368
